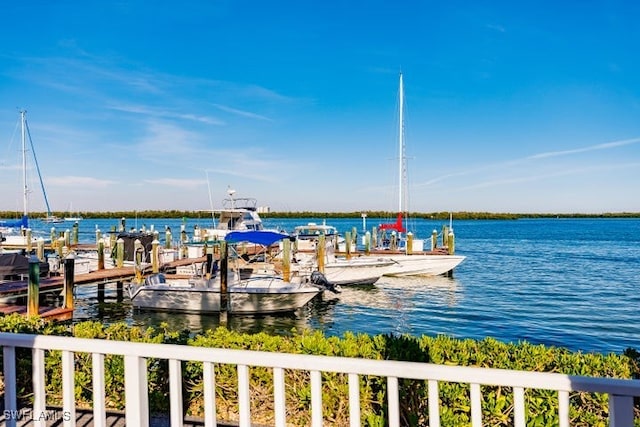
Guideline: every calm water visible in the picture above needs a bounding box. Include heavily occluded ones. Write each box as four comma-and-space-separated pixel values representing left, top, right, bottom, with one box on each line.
27, 216, 640, 355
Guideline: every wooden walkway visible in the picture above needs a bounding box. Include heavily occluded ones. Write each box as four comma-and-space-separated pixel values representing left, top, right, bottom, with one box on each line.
0, 256, 206, 317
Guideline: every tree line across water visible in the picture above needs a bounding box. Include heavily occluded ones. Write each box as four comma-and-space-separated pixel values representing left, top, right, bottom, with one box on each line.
1, 210, 640, 221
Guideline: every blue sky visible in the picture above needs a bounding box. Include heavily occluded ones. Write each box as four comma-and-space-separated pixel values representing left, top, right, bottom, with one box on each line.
1, 1, 638, 214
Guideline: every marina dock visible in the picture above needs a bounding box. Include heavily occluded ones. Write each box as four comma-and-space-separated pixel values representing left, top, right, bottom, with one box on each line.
0, 256, 206, 319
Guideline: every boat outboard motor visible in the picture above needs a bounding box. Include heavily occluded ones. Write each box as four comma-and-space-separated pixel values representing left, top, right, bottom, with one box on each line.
310, 271, 340, 294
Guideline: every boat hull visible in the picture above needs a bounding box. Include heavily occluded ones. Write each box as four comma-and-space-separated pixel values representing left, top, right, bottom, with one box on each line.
128, 282, 222, 313
228, 288, 319, 313
380, 254, 466, 277
127, 276, 321, 314
323, 259, 396, 285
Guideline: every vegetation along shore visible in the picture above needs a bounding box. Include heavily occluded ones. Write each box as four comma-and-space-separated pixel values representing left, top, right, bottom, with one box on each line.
2, 210, 640, 221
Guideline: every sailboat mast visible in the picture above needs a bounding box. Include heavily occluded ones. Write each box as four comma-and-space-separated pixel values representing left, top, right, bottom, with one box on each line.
398, 73, 404, 214
20, 110, 28, 217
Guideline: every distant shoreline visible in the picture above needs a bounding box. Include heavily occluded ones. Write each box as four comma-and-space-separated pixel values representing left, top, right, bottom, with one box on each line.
2, 210, 640, 220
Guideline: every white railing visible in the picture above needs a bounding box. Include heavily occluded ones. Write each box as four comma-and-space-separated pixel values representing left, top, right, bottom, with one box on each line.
1, 332, 639, 427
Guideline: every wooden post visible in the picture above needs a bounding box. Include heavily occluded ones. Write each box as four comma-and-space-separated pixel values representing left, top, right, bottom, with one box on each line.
63, 254, 75, 310
134, 239, 144, 284
282, 238, 291, 282
181, 226, 187, 244
57, 237, 65, 257
351, 226, 358, 248
364, 231, 371, 255
151, 239, 159, 273
206, 252, 213, 279
390, 233, 397, 251
98, 241, 105, 270
165, 228, 172, 249
50, 227, 56, 247
98, 283, 105, 302
317, 234, 325, 273
372, 226, 378, 248
116, 238, 124, 268
406, 232, 413, 255
220, 241, 228, 312
432, 229, 438, 251
26, 229, 32, 253
27, 256, 40, 316
72, 222, 79, 246
447, 229, 455, 255
442, 225, 448, 247
95, 228, 101, 245
109, 226, 116, 251
116, 282, 123, 302
345, 231, 351, 260
119, 217, 126, 232
36, 238, 45, 261
64, 229, 70, 248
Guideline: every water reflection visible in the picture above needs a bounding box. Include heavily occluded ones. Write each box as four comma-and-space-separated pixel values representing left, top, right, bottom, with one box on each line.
376, 275, 461, 307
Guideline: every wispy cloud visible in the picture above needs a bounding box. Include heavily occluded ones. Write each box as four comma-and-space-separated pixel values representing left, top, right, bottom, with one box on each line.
144, 178, 205, 188
47, 176, 117, 188
527, 137, 640, 160
415, 136, 640, 188
486, 23, 506, 33
134, 121, 203, 156
109, 103, 224, 125
212, 103, 273, 121
458, 162, 640, 191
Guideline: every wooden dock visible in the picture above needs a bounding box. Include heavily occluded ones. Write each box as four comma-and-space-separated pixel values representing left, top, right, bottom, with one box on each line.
0, 256, 206, 318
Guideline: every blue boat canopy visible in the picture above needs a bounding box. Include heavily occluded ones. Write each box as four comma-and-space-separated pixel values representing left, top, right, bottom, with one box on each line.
0, 215, 29, 229
225, 230, 290, 246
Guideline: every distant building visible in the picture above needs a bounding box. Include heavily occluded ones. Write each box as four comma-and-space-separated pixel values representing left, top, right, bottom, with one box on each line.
257, 206, 270, 214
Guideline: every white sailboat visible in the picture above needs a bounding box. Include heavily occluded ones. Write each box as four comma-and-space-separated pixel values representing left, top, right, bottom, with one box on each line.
373, 73, 465, 276
64, 203, 83, 221
0, 111, 51, 246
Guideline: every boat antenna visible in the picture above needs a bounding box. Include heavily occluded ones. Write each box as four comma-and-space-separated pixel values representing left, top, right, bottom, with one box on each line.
205, 170, 216, 227
227, 185, 236, 209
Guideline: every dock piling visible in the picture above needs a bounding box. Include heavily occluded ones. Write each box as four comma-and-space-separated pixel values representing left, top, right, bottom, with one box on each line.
72, 222, 79, 246
317, 235, 325, 273
152, 239, 159, 273
282, 238, 291, 282
27, 256, 40, 316
36, 238, 45, 261
116, 238, 124, 268
98, 241, 105, 270
26, 229, 33, 253
220, 241, 228, 311
63, 255, 75, 310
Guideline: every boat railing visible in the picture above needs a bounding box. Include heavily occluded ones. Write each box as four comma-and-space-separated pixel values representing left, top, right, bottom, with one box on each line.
1, 332, 639, 427
222, 197, 258, 211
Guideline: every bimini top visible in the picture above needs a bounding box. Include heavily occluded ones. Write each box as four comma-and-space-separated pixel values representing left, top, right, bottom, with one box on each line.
225, 230, 290, 246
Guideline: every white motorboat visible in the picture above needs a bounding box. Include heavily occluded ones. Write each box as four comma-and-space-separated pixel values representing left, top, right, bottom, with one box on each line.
193, 187, 266, 242
290, 222, 394, 285
127, 230, 334, 314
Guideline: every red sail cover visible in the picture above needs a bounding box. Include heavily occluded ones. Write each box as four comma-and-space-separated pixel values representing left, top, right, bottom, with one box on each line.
379, 213, 406, 233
